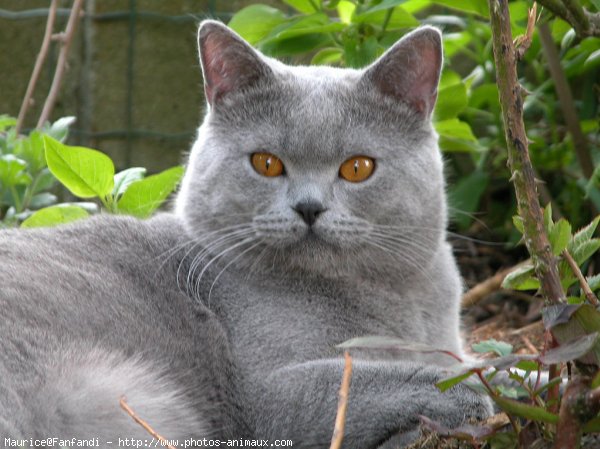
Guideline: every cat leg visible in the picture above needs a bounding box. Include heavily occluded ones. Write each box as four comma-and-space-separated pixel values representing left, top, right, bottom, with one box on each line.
251, 358, 492, 449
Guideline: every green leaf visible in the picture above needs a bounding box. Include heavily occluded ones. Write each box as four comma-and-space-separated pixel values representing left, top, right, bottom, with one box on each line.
514, 360, 539, 371
432, 0, 489, 17
14, 130, 46, 173
548, 218, 572, 256
117, 166, 184, 218
570, 216, 600, 249
586, 274, 600, 292
512, 215, 524, 234
0, 155, 31, 187
311, 47, 344, 65
48, 116, 76, 142
362, 0, 410, 14
571, 239, 600, 265
21, 205, 89, 228
448, 170, 489, 229
337, 0, 355, 23
584, 49, 600, 70
501, 264, 539, 290
472, 339, 513, 357
492, 396, 558, 424
353, 6, 419, 29
0, 115, 17, 132
263, 13, 327, 40
282, 0, 320, 13
228, 5, 288, 45
113, 167, 147, 197
434, 118, 477, 142
29, 192, 57, 209
343, 35, 380, 68
434, 82, 468, 121
43, 135, 114, 199
436, 371, 475, 392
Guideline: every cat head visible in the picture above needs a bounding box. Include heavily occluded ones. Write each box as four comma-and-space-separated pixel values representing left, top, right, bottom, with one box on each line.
176, 20, 446, 279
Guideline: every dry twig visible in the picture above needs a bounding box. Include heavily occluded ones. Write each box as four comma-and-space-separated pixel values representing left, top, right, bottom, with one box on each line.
514, 3, 539, 60
329, 351, 353, 449
15, 0, 59, 135
462, 260, 531, 307
120, 396, 177, 449
562, 249, 599, 306
36, 0, 84, 128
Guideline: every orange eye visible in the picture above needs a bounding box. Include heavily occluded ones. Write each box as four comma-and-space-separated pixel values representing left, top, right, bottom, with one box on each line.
339, 156, 375, 182
251, 152, 284, 177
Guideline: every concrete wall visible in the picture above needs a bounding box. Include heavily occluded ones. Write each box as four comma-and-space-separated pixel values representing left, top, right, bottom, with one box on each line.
0, 0, 269, 172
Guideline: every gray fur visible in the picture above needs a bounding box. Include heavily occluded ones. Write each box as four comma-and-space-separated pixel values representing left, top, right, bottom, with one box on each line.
0, 21, 491, 449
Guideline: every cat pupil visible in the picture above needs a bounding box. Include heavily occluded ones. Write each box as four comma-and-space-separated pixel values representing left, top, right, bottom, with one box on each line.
265, 158, 271, 170
354, 159, 359, 174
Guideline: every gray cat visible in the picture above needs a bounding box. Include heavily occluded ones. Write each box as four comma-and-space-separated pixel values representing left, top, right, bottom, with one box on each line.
0, 20, 491, 449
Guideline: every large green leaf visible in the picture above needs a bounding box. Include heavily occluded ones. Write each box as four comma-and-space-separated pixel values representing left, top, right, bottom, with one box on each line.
435, 82, 468, 124
228, 5, 288, 45
117, 166, 184, 218
21, 205, 89, 228
43, 136, 114, 199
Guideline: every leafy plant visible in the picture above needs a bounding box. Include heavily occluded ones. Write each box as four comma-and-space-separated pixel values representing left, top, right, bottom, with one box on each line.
0, 116, 183, 229
239, 0, 600, 447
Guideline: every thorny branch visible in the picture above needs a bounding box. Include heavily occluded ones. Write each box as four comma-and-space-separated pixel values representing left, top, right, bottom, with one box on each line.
488, 0, 566, 306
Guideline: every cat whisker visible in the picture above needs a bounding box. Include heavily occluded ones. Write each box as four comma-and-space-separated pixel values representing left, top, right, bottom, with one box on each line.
187, 227, 255, 297
207, 238, 265, 307
192, 235, 257, 302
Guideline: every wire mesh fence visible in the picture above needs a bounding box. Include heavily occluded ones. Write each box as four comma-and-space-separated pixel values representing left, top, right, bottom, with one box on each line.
0, 0, 254, 172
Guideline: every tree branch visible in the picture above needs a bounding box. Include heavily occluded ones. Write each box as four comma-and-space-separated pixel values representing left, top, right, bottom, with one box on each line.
36, 0, 84, 128
15, 0, 59, 135
536, 0, 600, 37
488, 0, 566, 306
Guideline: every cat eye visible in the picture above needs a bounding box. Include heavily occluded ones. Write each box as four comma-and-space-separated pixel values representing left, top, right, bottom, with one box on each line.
251, 152, 284, 177
339, 156, 375, 183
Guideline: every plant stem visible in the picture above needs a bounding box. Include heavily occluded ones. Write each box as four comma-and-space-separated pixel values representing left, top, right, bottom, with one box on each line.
15, 0, 59, 135
487, 0, 566, 306
562, 249, 599, 305
380, 8, 393, 37
10, 186, 22, 213
36, 0, 84, 128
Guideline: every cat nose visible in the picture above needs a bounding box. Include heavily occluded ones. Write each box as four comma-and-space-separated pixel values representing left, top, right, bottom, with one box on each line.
293, 202, 325, 226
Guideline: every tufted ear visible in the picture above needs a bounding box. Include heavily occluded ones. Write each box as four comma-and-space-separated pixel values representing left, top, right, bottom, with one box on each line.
198, 20, 273, 106
361, 26, 442, 117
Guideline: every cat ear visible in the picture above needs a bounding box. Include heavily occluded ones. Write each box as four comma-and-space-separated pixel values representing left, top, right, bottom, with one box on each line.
361, 26, 442, 116
198, 20, 273, 105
